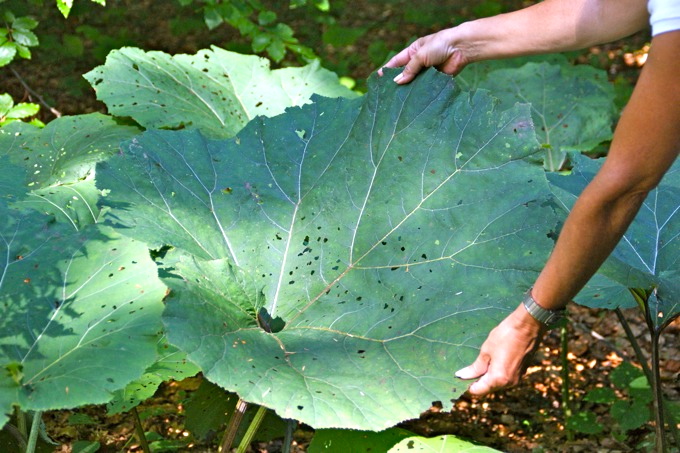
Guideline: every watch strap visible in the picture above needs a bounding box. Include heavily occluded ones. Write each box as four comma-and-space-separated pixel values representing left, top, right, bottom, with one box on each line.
522, 289, 566, 328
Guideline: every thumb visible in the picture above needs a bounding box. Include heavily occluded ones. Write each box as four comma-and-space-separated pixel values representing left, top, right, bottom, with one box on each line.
455, 355, 489, 380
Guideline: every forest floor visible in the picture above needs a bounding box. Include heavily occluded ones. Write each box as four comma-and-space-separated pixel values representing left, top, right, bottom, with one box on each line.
1, 0, 677, 452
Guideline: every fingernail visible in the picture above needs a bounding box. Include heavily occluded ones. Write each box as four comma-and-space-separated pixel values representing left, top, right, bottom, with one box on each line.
454, 367, 469, 379
393, 73, 403, 83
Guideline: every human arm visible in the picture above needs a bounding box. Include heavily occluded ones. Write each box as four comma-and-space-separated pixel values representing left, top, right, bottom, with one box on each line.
382, 0, 649, 83
456, 30, 680, 395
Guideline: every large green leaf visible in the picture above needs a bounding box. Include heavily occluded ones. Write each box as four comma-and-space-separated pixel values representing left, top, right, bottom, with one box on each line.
97, 68, 560, 429
477, 61, 616, 170
0, 114, 140, 229
548, 154, 680, 329
0, 202, 166, 425
84, 46, 359, 139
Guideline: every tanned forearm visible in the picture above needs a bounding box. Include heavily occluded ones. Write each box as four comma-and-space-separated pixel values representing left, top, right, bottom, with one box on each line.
457, 0, 650, 62
530, 30, 680, 312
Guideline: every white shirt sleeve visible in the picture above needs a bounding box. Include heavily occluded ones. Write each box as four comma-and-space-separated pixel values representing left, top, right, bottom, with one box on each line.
648, 0, 680, 36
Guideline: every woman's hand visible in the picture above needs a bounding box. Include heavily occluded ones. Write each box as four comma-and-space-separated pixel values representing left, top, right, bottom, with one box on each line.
455, 303, 545, 396
380, 28, 471, 84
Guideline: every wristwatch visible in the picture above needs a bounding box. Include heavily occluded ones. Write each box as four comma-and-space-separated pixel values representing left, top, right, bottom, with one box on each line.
522, 289, 566, 328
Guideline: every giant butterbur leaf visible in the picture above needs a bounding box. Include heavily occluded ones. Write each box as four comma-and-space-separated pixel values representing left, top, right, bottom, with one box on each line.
98, 68, 560, 429
84, 46, 358, 139
478, 62, 616, 171
0, 194, 166, 425
549, 154, 680, 330
0, 114, 140, 229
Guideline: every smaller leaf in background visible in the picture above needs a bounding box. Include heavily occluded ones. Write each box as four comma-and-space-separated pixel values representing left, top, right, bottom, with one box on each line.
479, 61, 616, 170
610, 361, 645, 389
584, 386, 617, 403
56, 0, 74, 17
566, 411, 605, 435
0, 93, 14, 116
84, 47, 358, 139
308, 428, 414, 452
184, 379, 238, 442
71, 440, 101, 453
184, 378, 287, 444
67, 413, 98, 426
0, 165, 167, 423
0, 41, 17, 66
611, 398, 651, 432
548, 154, 680, 328
106, 337, 200, 415
5, 102, 39, 120
0, 113, 140, 229
12, 16, 39, 31
11, 28, 38, 47
389, 435, 502, 452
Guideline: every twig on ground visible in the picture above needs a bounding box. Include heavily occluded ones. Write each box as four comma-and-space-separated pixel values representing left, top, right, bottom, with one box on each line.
9, 67, 62, 118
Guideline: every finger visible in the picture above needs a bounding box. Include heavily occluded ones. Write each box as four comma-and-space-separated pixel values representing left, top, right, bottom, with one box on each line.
454, 354, 489, 380
394, 57, 426, 84
383, 46, 416, 70
467, 374, 496, 396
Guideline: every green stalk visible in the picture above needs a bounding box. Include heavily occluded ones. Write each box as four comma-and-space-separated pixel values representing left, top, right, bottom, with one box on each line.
650, 331, 667, 453
560, 324, 573, 442
220, 398, 249, 452
15, 407, 27, 439
131, 406, 151, 453
628, 288, 668, 452
616, 307, 679, 450
236, 405, 267, 453
615, 308, 653, 380
25, 411, 41, 453
282, 419, 297, 453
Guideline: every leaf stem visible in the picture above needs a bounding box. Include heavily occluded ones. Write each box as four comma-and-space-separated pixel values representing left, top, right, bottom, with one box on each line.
650, 331, 667, 453
282, 419, 297, 453
15, 406, 27, 439
236, 405, 267, 453
25, 411, 41, 453
220, 398, 249, 452
131, 406, 151, 453
616, 307, 679, 450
